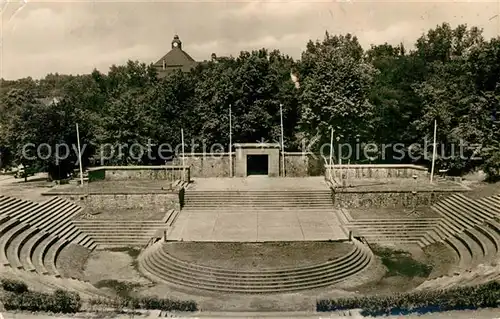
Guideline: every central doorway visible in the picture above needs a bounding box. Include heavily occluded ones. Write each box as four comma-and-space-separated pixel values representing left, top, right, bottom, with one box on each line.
246, 155, 269, 176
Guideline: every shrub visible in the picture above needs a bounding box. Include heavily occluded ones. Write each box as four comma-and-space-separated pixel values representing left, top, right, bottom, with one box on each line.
2, 290, 81, 313
372, 246, 432, 277
1, 278, 28, 294
317, 282, 500, 316
88, 296, 198, 312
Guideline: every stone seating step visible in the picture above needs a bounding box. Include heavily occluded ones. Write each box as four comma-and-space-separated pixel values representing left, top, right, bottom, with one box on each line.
448, 196, 491, 224
475, 224, 500, 257
444, 235, 472, 271
26, 197, 71, 226
0, 197, 30, 213
431, 205, 468, 232
455, 231, 482, 267
1, 200, 39, 220
44, 239, 68, 277
435, 200, 477, 229
33, 234, 58, 275
139, 241, 371, 293
14, 197, 62, 222
7, 224, 40, 269
446, 200, 485, 226
20, 231, 49, 272
37, 204, 81, 234
472, 197, 500, 218
1, 222, 30, 266
454, 194, 496, 220
465, 228, 490, 260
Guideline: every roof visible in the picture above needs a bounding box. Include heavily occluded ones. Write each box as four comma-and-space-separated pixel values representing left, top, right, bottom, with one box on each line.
153, 47, 197, 68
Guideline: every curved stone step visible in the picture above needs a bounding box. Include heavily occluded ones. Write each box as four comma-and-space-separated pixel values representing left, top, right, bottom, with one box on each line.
444, 235, 472, 271
475, 224, 500, 257
6, 225, 40, 269
20, 231, 48, 272
1, 221, 30, 266
464, 228, 489, 262
138, 240, 372, 293
44, 239, 69, 277
33, 235, 58, 275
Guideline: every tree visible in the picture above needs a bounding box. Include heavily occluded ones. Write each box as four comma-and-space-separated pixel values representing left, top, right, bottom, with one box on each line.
298, 33, 376, 156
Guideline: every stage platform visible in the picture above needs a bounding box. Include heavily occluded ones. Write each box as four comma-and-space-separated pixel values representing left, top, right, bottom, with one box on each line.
167, 209, 348, 242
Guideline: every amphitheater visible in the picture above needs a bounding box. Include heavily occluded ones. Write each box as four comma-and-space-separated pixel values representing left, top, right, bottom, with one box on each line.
0, 153, 499, 314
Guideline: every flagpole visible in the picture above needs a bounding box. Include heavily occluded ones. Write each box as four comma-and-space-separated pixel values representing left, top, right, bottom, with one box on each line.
229, 104, 233, 177
330, 127, 334, 179
76, 123, 84, 187
280, 104, 285, 177
181, 129, 185, 181
430, 119, 437, 183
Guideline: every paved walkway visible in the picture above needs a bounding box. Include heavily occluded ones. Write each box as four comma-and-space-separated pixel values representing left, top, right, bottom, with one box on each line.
170, 176, 347, 242
189, 176, 330, 191
168, 209, 347, 242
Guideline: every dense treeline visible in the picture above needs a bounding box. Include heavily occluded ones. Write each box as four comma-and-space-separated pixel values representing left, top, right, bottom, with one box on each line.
0, 23, 499, 180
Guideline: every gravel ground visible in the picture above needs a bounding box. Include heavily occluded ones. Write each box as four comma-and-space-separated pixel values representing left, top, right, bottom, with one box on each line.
83, 250, 150, 285
0, 174, 53, 202
164, 242, 353, 270
423, 242, 459, 278
56, 244, 92, 280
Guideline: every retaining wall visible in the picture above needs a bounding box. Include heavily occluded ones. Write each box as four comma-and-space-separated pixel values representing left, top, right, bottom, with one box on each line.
88, 166, 190, 182
332, 190, 457, 209
325, 164, 428, 180
58, 193, 181, 211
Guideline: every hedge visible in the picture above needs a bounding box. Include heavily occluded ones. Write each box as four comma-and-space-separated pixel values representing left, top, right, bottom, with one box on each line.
89, 295, 198, 312
2, 289, 82, 313
1, 278, 28, 294
317, 281, 500, 316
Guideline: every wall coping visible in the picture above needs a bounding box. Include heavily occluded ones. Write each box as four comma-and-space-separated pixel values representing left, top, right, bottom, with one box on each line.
88, 165, 190, 171
178, 152, 321, 156
233, 143, 281, 149
325, 164, 428, 171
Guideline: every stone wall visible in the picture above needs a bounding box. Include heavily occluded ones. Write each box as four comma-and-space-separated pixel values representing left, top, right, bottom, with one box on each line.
59, 193, 180, 211
173, 154, 232, 177
332, 191, 455, 209
325, 164, 428, 179
88, 166, 190, 182
284, 153, 324, 177
172, 152, 325, 177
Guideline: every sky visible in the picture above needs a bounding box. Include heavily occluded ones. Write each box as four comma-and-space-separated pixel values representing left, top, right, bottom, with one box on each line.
1, 0, 499, 80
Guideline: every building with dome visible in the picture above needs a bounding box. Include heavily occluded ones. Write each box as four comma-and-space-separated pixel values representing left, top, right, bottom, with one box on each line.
153, 35, 199, 77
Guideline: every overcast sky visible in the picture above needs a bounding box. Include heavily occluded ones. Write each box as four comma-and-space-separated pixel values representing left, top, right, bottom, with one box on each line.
1, 0, 499, 80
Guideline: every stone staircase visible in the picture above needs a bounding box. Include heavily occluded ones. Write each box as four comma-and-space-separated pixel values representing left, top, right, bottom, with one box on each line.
138, 238, 372, 293
418, 194, 500, 273
72, 214, 172, 249
339, 209, 440, 244
183, 190, 334, 211
0, 195, 108, 299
